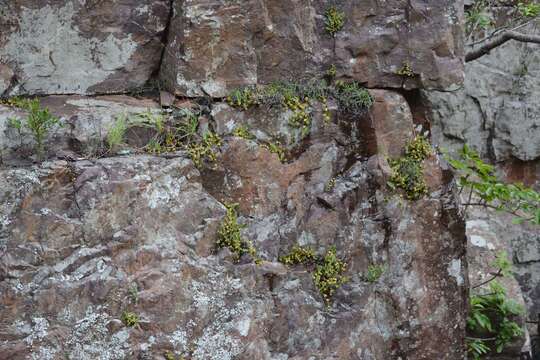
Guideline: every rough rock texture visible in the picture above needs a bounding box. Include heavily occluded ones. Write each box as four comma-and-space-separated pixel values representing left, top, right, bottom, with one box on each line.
160, 0, 464, 97
423, 27, 540, 162
0, 92, 468, 359
0, 1, 170, 96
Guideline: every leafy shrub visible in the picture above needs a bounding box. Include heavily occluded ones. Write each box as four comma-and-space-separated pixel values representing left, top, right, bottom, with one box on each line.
334, 81, 373, 114
365, 264, 385, 283
279, 246, 316, 265
326, 64, 337, 78
187, 131, 222, 168
388, 135, 432, 200
121, 311, 139, 327
263, 141, 286, 163
396, 62, 414, 77
465, 1, 492, 34
325, 177, 336, 192
312, 246, 348, 304
216, 203, 259, 263
232, 125, 254, 140
466, 252, 525, 359
324, 6, 345, 36
518, 1, 540, 17
447, 145, 540, 225
227, 87, 257, 110
7, 98, 61, 160
107, 114, 128, 152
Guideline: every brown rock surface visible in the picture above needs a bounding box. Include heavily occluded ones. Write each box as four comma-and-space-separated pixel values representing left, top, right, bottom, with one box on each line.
160, 0, 464, 97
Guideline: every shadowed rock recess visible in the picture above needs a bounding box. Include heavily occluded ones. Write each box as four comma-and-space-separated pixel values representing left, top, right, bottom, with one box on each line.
0, 1, 473, 359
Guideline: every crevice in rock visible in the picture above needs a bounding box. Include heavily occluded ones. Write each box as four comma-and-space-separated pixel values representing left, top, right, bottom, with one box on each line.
155, 0, 176, 82
469, 94, 497, 163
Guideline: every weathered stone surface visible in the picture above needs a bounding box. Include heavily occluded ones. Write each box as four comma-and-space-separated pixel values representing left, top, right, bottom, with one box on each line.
0, 92, 468, 359
423, 25, 540, 162
0, 1, 170, 96
160, 0, 464, 97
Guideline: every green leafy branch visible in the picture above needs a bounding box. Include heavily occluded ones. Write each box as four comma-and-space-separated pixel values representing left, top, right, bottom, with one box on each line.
446, 145, 540, 225
466, 253, 524, 359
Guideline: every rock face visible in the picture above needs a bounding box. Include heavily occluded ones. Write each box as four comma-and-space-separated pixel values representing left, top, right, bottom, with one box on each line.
0, 91, 468, 359
0, 1, 170, 96
160, 0, 464, 97
0, 0, 480, 358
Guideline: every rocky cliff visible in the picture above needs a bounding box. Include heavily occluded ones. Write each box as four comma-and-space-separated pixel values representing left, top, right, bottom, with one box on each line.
1, 1, 526, 359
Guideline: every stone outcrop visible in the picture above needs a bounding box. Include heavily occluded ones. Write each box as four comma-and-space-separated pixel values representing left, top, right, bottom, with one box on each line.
0, 91, 468, 359
0, 1, 170, 96
160, 0, 464, 97
5, 0, 520, 358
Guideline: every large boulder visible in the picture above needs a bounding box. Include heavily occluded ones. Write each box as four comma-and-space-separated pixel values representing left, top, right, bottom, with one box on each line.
0, 1, 170, 96
160, 0, 464, 97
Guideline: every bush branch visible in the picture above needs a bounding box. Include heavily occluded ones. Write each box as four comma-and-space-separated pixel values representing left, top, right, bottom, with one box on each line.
466, 31, 540, 62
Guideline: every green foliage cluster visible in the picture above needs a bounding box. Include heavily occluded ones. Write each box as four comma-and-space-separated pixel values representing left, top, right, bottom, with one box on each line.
364, 264, 385, 283
279, 245, 316, 265
467, 253, 524, 359
324, 6, 345, 36
396, 62, 414, 77
285, 96, 312, 137
164, 351, 187, 360
187, 131, 222, 168
226, 80, 372, 138
144, 108, 200, 155
227, 87, 257, 110
263, 141, 287, 163
279, 245, 348, 304
326, 64, 337, 78
447, 145, 540, 225
325, 177, 336, 192
107, 114, 128, 152
517, 1, 540, 17
313, 246, 348, 304
466, 0, 492, 33
334, 81, 374, 115
466, 0, 540, 36
388, 135, 432, 200
7, 98, 62, 160
232, 125, 254, 140
216, 203, 259, 263
121, 311, 139, 327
